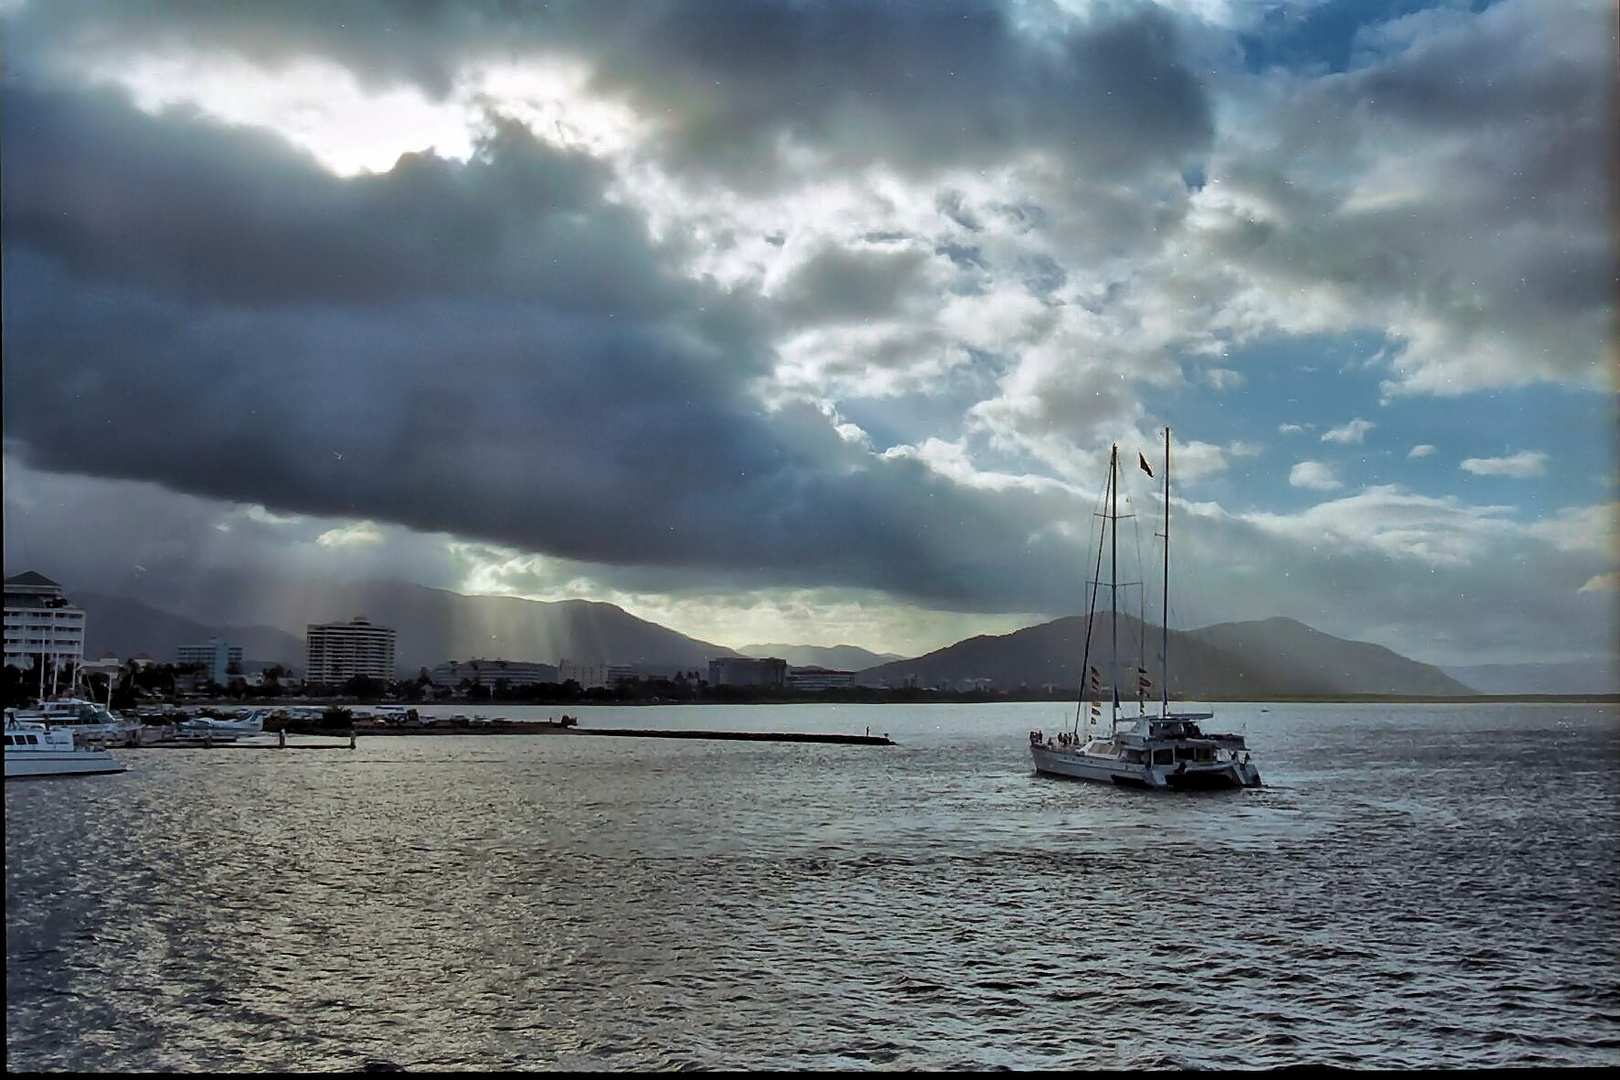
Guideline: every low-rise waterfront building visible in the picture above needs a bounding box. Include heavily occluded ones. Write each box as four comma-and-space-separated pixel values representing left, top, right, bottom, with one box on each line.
786, 666, 856, 691
556, 659, 609, 689
709, 656, 787, 688
82, 651, 121, 673
430, 658, 560, 688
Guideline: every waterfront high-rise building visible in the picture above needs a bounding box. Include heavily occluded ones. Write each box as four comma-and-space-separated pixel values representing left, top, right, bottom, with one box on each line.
176, 637, 244, 686
3, 571, 85, 695
305, 616, 396, 684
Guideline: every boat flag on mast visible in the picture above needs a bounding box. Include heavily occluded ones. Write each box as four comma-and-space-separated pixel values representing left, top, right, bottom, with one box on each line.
1138, 452, 1154, 477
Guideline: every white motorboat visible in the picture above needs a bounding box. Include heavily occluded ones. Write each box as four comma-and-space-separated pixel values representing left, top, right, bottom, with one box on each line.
5, 711, 127, 778
10, 697, 144, 747
1029, 430, 1262, 791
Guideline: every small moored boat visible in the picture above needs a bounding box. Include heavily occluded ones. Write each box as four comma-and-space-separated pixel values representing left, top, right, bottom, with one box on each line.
10, 697, 143, 747
5, 711, 128, 778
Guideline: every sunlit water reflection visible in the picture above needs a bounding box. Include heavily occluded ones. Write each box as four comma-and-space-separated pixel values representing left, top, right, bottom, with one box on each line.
8, 702, 1618, 1069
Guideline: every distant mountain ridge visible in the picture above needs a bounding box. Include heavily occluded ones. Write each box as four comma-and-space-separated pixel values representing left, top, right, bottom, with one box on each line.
72, 577, 739, 676
52, 574, 1570, 698
852, 615, 1475, 698
1440, 660, 1618, 696
75, 591, 306, 673
738, 643, 906, 669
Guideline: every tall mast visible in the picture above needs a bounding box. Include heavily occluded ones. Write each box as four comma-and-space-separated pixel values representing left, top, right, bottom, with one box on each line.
1109, 444, 1120, 730
1160, 427, 1171, 715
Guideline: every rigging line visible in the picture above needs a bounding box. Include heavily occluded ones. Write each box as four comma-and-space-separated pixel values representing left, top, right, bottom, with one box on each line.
1073, 455, 1111, 738
1126, 476, 1150, 715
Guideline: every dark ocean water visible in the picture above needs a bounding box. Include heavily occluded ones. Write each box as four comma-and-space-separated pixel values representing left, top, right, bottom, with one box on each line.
7, 701, 1618, 1071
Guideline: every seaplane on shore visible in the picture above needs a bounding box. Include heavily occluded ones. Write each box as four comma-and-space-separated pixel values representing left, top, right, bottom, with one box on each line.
176, 708, 268, 739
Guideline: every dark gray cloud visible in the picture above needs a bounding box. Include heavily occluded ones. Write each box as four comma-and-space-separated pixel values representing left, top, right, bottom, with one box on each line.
13, 0, 1215, 185
1, 80, 1085, 613
606, 2, 1217, 182
773, 245, 932, 327
2, 87, 673, 312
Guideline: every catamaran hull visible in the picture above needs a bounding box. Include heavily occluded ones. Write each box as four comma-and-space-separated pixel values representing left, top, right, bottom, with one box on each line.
1030, 745, 1260, 790
1164, 765, 1260, 790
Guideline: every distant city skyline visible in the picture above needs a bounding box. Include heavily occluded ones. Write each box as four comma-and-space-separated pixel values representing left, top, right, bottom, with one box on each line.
2, 0, 1614, 670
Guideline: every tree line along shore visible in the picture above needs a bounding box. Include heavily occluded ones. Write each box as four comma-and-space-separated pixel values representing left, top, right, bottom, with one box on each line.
5, 659, 1611, 716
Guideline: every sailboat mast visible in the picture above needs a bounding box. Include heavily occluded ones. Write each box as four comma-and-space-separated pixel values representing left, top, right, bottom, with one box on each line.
1109, 444, 1120, 729
1160, 427, 1171, 715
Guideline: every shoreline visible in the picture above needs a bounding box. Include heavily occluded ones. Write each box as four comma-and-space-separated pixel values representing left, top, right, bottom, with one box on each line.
133, 692, 1619, 714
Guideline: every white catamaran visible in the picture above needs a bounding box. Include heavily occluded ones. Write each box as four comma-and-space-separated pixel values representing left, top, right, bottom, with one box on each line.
1029, 429, 1262, 790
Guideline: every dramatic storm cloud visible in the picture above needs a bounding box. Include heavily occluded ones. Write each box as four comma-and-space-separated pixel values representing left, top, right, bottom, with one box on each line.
2, 0, 1614, 668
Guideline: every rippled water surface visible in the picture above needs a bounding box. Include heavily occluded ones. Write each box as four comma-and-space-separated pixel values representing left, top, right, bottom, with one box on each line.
7, 701, 1619, 1070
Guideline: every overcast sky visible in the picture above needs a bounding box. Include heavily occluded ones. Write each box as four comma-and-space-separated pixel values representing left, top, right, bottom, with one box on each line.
2, 0, 1614, 668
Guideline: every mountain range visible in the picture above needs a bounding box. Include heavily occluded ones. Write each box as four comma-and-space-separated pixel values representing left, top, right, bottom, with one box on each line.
738, 643, 905, 670
75, 579, 739, 676
52, 574, 1617, 696
1437, 660, 1617, 697
855, 614, 1475, 698
76, 591, 307, 672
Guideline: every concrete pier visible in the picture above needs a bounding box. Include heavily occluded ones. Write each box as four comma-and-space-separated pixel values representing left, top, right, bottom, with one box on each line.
357, 724, 892, 745
138, 732, 355, 750
140, 720, 894, 747
572, 728, 894, 745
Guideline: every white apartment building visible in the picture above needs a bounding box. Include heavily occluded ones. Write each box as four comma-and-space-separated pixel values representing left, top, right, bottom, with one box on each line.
3, 571, 85, 695
305, 616, 397, 684
556, 659, 610, 689
430, 658, 559, 688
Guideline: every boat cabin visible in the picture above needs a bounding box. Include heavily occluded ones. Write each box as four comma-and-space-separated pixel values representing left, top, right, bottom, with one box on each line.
1141, 717, 1213, 738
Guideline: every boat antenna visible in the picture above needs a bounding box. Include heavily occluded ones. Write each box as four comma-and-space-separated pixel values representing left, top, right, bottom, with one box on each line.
1160, 427, 1171, 716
